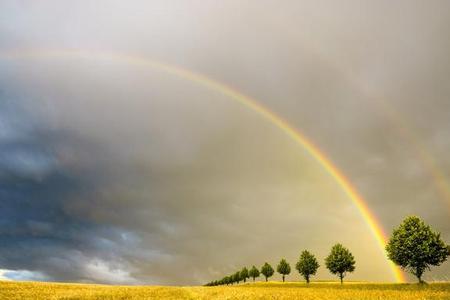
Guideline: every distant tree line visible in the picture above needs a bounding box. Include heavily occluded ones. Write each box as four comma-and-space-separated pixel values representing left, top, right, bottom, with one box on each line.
205, 216, 449, 286
205, 243, 353, 286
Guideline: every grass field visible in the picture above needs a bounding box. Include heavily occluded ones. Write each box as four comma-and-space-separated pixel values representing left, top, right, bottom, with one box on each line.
1, 281, 450, 300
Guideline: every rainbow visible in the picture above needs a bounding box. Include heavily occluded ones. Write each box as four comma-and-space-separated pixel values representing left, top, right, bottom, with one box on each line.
273, 25, 450, 212
0, 49, 405, 282
376, 101, 450, 211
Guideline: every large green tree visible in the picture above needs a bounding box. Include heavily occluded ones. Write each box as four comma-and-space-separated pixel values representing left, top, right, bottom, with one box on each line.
260, 262, 274, 282
386, 216, 450, 283
276, 258, 291, 282
325, 243, 355, 284
240, 267, 249, 283
249, 265, 260, 282
296, 250, 320, 283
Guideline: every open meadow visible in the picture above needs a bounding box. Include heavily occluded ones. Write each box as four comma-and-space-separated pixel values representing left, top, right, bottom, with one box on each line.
1, 281, 449, 300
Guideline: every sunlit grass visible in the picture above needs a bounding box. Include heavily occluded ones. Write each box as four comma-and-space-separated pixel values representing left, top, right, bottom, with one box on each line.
1, 280, 449, 299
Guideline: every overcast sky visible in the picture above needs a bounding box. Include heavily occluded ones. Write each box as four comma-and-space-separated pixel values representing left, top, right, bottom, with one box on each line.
0, 0, 449, 285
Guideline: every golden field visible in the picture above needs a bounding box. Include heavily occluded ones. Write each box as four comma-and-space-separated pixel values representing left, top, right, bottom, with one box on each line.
1, 281, 449, 300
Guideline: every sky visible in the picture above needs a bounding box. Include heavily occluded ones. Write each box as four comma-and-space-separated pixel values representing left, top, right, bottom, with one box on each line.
0, 0, 450, 285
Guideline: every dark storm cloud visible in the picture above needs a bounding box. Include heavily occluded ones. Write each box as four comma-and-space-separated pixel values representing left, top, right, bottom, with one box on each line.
0, 101, 139, 283
1, 0, 450, 284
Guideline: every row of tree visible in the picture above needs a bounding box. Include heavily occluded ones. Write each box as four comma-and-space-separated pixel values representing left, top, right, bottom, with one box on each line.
205, 243, 355, 286
205, 216, 450, 286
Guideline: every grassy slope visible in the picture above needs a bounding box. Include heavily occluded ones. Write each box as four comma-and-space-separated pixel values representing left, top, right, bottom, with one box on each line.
1, 281, 450, 300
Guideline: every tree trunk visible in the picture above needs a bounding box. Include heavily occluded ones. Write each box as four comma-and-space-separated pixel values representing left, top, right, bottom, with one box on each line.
418, 274, 424, 284
253, 277, 255, 282
306, 275, 310, 284
282, 275, 285, 282
416, 268, 424, 284
339, 273, 343, 284
265, 276, 268, 282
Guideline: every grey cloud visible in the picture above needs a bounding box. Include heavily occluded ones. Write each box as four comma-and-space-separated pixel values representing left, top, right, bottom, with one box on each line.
0, 0, 450, 285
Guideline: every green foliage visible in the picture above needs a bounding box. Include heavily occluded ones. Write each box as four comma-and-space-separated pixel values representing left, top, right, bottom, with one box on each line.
240, 267, 249, 283
249, 265, 260, 282
204, 215, 449, 287
386, 216, 450, 283
261, 262, 274, 282
325, 243, 355, 284
276, 258, 291, 282
222, 276, 231, 285
296, 250, 320, 283
232, 271, 241, 284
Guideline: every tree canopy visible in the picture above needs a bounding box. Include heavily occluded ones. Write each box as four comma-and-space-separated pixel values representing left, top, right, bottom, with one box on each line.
260, 262, 274, 282
386, 216, 450, 282
276, 258, 291, 282
249, 266, 260, 282
240, 267, 249, 283
232, 271, 241, 284
295, 250, 320, 283
325, 244, 355, 284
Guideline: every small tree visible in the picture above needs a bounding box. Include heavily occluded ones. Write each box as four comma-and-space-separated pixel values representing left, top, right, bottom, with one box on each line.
386, 216, 450, 283
296, 250, 320, 283
233, 271, 241, 284
261, 262, 274, 282
249, 265, 260, 282
222, 276, 227, 285
276, 258, 291, 282
240, 267, 249, 283
325, 243, 355, 284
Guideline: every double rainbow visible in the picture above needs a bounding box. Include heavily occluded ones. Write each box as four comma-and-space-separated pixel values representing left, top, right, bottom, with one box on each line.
0, 49, 405, 282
